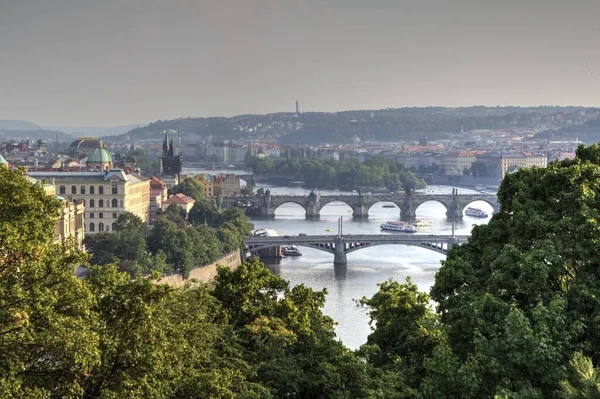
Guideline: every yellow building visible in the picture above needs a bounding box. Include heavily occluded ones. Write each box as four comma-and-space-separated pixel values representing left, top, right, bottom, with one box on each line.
26, 176, 85, 249
29, 169, 150, 235
194, 174, 214, 197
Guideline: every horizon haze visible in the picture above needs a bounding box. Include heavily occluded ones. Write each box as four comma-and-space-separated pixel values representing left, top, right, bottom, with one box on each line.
1, 0, 599, 125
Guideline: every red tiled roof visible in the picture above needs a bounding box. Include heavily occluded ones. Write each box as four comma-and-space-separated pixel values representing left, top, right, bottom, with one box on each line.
164, 193, 195, 205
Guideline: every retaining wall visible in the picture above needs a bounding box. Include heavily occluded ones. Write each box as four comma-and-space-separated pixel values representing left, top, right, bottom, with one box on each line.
156, 251, 242, 287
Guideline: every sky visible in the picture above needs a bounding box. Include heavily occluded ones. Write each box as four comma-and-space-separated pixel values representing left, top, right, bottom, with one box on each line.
1, 0, 600, 126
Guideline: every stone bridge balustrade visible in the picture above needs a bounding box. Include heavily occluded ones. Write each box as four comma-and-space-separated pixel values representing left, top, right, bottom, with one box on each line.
218, 192, 499, 221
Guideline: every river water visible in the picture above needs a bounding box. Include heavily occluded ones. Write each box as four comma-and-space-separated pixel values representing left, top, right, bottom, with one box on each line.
250, 185, 493, 350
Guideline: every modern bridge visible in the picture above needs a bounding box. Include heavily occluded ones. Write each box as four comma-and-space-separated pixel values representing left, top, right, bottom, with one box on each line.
245, 233, 469, 266
221, 190, 498, 221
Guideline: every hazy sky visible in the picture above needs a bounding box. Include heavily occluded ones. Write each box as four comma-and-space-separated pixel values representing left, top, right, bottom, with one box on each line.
1, 0, 600, 125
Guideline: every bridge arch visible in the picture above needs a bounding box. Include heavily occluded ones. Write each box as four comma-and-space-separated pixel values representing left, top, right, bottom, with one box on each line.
318, 199, 354, 216
366, 201, 403, 217
411, 199, 452, 218
272, 201, 308, 216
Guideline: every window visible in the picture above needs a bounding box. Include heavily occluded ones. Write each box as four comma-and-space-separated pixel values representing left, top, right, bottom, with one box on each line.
106, 199, 110, 208
80, 185, 85, 194
105, 226, 110, 232
98, 222, 104, 232
112, 199, 118, 208
99, 213, 103, 219
99, 199, 104, 208
89, 186, 95, 194
112, 222, 118, 231
113, 213, 117, 218
120, 200, 123, 207
89, 213, 94, 219
71, 185, 77, 195
89, 199, 95, 208
89, 222, 95, 232
99, 186, 104, 194
80, 199, 85, 206
59, 185, 66, 195
112, 181, 118, 194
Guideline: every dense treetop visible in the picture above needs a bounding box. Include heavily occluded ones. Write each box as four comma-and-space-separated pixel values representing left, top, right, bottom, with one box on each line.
6, 143, 600, 396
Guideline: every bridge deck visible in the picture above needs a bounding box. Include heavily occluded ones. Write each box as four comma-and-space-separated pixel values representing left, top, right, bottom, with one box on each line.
246, 234, 469, 245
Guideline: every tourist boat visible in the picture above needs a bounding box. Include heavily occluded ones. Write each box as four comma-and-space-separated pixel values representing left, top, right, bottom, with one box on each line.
413, 219, 432, 227
282, 245, 302, 257
380, 221, 417, 233
465, 207, 488, 218
382, 204, 396, 208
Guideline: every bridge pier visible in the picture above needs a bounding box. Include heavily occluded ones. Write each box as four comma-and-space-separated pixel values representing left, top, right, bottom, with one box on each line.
255, 204, 275, 219
445, 202, 463, 220
305, 204, 320, 220
333, 237, 347, 265
400, 202, 416, 221
352, 204, 369, 219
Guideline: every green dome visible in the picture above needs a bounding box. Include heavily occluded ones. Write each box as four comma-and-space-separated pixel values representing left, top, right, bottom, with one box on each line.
87, 147, 112, 164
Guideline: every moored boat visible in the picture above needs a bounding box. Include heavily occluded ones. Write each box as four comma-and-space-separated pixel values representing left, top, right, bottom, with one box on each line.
465, 207, 488, 218
380, 221, 417, 233
282, 245, 302, 256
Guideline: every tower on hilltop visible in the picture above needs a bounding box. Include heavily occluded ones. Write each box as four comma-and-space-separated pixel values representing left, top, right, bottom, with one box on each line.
160, 131, 182, 177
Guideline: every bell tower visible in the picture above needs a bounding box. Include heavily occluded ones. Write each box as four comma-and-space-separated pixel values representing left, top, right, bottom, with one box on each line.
160, 131, 182, 177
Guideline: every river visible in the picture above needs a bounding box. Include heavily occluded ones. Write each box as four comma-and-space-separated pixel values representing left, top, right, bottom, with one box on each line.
250, 184, 493, 350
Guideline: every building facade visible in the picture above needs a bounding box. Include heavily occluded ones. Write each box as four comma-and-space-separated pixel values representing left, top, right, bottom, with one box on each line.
441, 152, 477, 175
194, 174, 214, 197
213, 174, 241, 197
27, 176, 85, 249
29, 169, 151, 235
476, 152, 548, 178
149, 176, 168, 223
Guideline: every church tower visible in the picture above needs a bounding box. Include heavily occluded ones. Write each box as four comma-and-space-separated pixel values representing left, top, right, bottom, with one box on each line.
160, 132, 183, 177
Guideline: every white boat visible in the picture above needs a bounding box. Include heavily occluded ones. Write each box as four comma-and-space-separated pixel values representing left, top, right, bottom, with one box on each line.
465, 207, 488, 218
413, 219, 432, 227
282, 245, 302, 256
380, 221, 417, 233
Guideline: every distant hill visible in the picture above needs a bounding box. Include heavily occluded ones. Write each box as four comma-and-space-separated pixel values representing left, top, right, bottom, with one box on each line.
45, 124, 147, 137
0, 120, 41, 131
535, 118, 600, 143
105, 106, 600, 145
0, 129, 74, 143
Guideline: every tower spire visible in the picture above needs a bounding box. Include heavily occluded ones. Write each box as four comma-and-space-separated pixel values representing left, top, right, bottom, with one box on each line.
162, 132, 168, 157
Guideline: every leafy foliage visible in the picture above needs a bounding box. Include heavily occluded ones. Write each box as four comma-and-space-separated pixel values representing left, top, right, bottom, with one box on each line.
251, 156, 426, 192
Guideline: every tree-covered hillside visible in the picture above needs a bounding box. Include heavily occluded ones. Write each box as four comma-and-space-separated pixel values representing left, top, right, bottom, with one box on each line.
107, 106, 597, 144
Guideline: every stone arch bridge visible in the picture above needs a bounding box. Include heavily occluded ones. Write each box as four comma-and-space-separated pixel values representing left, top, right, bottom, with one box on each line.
220, 192, 499, 220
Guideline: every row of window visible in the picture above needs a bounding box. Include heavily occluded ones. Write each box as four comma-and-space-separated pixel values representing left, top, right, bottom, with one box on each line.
88, 212, 118, 219
87, 222, 118, 232
77, 198, 123, 208
59, 182, 118, 195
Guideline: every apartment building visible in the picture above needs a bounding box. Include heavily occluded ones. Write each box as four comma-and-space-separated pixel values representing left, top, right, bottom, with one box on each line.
476, 151, 548, 178
29, 169, 151, 234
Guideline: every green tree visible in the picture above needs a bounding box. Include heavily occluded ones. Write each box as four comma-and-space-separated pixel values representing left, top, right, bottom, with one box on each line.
428, 144, 600, 397
188, 197, 221, 227
171, 177, 205, 201
0, 168, 99, 397
359, 278, 443, 389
